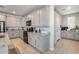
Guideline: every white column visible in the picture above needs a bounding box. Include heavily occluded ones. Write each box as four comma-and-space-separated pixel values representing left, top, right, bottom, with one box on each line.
49, 5, 55, 51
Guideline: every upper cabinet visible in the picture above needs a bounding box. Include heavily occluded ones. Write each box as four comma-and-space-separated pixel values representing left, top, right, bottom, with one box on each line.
25, 6, 49, 27
21, 17, 28, 27
39, 6, 49, 26
32, 11, 40, 27
26, 11, 40, 27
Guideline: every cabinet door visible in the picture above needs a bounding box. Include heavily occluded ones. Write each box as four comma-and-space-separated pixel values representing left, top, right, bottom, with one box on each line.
28, 37, 32, 45
36, 38, 44, 52
66, 31, 73, 39
8, 30, 13, 38
32, 11, 40, 26
74, 33, 79, 40
28, 34, 32, 44
28, 34, 36, 47
61, 31, 66, 38
40, 7, 49, 26
19, 30, 23, 39
31, 37, 36, 47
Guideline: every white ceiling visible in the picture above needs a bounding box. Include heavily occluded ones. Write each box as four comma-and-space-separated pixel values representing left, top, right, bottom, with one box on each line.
0, 5, 44, 16
55, 5, 79, 15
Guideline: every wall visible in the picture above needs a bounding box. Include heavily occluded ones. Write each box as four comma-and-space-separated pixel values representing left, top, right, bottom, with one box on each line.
6, 15, 22, 27
0, 14, 5, 21
54, 10, 62, 43
62, 12, 79, 27
0, 13, 22, 28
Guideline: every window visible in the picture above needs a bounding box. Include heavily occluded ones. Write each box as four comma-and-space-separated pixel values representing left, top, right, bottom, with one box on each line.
67, 16, 75, 29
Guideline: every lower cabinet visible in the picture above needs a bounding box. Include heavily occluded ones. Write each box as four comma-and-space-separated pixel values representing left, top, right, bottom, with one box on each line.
61, 31, 79, 40
66, 31, 73, 39
8, 29, 20, 39
31, 36, 36, 47
28, 34, 36, 47
61, 31, 67, 38
73, 33, 79, 40
28, 33, 49, 52
36, 38, 45, 52
36, 39, 44, 52
19, 29, 23, 39
28, 37, 32, 45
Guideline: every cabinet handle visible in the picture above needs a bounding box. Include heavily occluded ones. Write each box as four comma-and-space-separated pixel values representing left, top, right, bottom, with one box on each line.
35, 40, 36, 43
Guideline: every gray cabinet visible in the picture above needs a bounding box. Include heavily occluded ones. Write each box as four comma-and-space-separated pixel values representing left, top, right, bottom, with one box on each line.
61, 31, 67, 38
61, 31, 73, 39
8, 29, 20, 38
61, 30, 79, 40
28, 33, 36, 47
67, 31, 73, 39
26, 6, 49, 27
28, 36, 31, 45
30, 35, 36, 47
32, 11, 40, 27
36, 38, 44, 52
39, 7, 49, 26
19, 29, 23, 39
74, 33, 79, 40
28, 33, 32, 44
28, 33, 49, 52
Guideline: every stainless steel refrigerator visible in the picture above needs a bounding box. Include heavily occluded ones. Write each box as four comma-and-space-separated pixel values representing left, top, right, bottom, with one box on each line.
0, 21, 5, 33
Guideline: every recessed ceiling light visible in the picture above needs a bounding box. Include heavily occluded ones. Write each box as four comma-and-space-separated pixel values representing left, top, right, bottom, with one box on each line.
61, 6, 72, 11
28, 15, 31, 18
37, 10, 40, 14
40, 10, 42, 14
12, 10, 16, 14
37, 10, 42, 14
66, 6, 72, 10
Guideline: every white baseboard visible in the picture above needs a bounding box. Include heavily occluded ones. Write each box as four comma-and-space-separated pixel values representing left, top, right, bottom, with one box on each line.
49, 48, 55, 51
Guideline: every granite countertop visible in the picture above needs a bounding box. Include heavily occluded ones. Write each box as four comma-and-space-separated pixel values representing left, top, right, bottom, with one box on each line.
62, 29, 79, 34
28, 32, 50, 39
